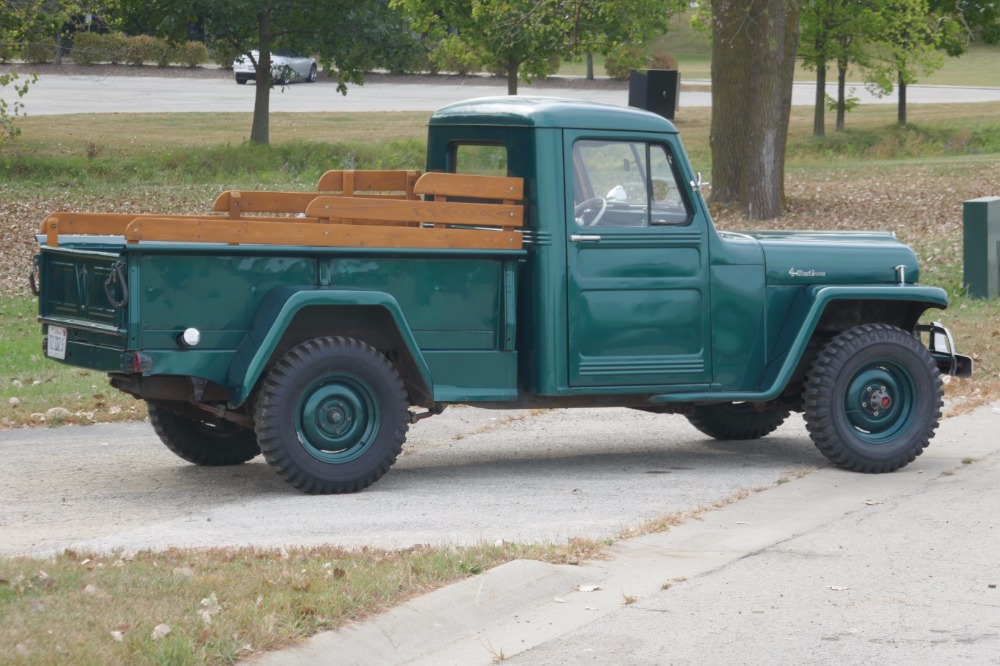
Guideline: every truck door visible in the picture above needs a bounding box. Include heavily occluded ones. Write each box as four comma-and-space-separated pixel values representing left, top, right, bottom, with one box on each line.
565, 133, 711, 388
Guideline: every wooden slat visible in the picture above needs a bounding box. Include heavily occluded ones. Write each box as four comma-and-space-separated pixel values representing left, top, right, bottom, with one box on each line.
305, 196, 523, 228
213, 190, 321, 216
41, 212, 212, 246
317, 169, 421, 198
124, 217, 521, 250
414, 172, 523, 201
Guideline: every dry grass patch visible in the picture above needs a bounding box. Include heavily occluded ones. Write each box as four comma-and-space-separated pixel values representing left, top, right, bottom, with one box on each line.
0, 539, 604, 665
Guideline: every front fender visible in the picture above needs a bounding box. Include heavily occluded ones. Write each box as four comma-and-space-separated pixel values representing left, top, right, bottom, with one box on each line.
227, 287, 433, 407
649, 284, 949, 404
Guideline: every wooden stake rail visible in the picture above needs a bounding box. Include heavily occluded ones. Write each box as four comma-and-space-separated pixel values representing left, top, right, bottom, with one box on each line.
40, 171, 525, 251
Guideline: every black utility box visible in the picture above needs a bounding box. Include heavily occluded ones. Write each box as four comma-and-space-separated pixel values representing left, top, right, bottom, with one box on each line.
628, 69, 680, 120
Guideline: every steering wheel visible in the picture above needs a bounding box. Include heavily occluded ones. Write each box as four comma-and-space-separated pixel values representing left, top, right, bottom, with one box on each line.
574, 197, 607, 227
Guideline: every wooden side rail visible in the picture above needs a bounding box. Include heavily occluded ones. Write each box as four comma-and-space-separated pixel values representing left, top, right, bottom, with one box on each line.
40, 212, 213, 247
212, 191, 321, 219
123, 217, 521, 251
305, 196, 523, 232
414, 172, 524, 203
212, 170, 423, 219
317, 169, 421, 199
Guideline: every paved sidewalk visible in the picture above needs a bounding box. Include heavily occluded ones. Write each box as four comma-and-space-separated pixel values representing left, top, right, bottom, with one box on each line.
255, 403, 1000, 666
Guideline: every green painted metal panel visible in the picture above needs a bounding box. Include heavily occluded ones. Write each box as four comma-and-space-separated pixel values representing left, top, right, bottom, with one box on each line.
429, 97, 678, 134
136, 254, 316, 345
424, 350, 518, 401
143, 350, 237, 386
962, 196, 1000, 299
709, 265, 766, 389
563, 129, 712, 388
230, 288, 434, 407
325, 257, 502, 349
750, 232, 920, 286
648, 284, 949, 404
38, 247, 124, 330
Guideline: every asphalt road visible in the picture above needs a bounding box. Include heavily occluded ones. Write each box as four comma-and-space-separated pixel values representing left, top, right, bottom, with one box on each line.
0, 407, 828, 557
7, 73, 1000, 116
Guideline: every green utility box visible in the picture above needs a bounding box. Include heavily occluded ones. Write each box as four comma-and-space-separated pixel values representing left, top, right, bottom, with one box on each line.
963, 196, 1000, 299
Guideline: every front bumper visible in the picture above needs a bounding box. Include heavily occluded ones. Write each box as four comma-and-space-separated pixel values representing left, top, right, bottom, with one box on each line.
916, 322, 974, 378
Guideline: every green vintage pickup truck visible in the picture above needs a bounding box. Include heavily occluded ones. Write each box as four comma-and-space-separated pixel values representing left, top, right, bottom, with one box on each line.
33, 96, 972, 493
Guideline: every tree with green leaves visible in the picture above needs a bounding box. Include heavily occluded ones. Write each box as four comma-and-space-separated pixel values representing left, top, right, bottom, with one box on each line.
799, 0, 881, 135
710, 0, 801, 220
117, 1, 417, 144
1, 0, 44, 146
393, 0, 681, 95
867, 0, 944, 125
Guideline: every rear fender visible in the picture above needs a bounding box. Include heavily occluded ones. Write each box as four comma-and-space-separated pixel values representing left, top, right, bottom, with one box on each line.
228, 287, 433, 407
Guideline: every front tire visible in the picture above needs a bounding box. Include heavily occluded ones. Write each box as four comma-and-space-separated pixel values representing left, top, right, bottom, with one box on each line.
149, 404, 260, 466
686, 403, 789, 440
803, 324, 942, 473
235, 75, 249, 85
254, 337, 409, 494
307, 64, 317, 82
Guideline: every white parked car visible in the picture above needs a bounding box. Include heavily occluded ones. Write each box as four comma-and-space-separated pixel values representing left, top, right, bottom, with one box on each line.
233, 50, 318, 85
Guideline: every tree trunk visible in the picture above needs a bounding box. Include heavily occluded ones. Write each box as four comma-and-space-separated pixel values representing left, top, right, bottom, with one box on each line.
586, 53, 594, 80
710, 1, 750, 205
813, 59, 826, 137
711, 0, 800, 220
507, 55, 519, 95
897, 70, 907, 125
55, 32, 63, 66
250, 11, 272, 145
836, 60, 847, 131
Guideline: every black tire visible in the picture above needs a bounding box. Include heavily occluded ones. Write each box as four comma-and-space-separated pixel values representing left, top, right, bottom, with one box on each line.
307, 64, 317, 82
149, 404, 260, 466
686, 403, 789, 440
235, 75, 249, 85
254, 336, 409, 494
803, 323, 942, 473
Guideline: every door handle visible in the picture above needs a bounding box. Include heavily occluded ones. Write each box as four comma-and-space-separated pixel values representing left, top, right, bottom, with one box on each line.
570, 234, 602, 242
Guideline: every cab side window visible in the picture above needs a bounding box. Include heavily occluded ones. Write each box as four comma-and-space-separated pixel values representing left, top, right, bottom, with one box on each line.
572, 139, 690, 227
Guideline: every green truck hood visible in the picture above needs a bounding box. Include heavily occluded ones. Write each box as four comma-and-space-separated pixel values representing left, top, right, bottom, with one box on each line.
735, 230, 920, 285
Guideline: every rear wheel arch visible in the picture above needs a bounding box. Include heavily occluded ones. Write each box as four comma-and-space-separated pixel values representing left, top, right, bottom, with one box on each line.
252, 304, 432, 408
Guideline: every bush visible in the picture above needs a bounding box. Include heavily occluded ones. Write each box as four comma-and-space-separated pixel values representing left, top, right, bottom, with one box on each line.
604, 44, 646, 80
208, 38, 240, 69
649, 52, 678, 70
103, 32, 129, 65
70, 32, 103, 65
123, 35, 159, 66
429, 35, 480, 75
20, 37, 57, 64
0, 42, 17, 64
175, 41, 209, 68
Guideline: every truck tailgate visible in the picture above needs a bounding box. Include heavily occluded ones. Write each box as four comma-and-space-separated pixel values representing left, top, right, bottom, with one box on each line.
38, 245, 129, 367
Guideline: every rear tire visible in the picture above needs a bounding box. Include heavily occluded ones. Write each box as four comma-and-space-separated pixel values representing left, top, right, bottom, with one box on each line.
686, 403, 789, 440
235, 75, 249, 85
149, 404, 260, 466
254, 336, 409, 494
803, 324, 942, 473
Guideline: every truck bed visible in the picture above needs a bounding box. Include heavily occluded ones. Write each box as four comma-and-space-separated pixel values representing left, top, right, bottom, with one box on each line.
40, 170, 525, 251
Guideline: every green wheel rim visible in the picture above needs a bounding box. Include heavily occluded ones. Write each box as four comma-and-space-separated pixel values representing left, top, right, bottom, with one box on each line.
843, 360, 916, 444
296, 372, 380, 464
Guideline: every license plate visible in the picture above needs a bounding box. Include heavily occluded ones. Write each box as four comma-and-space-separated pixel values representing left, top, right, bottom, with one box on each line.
47, 325, 67, 360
